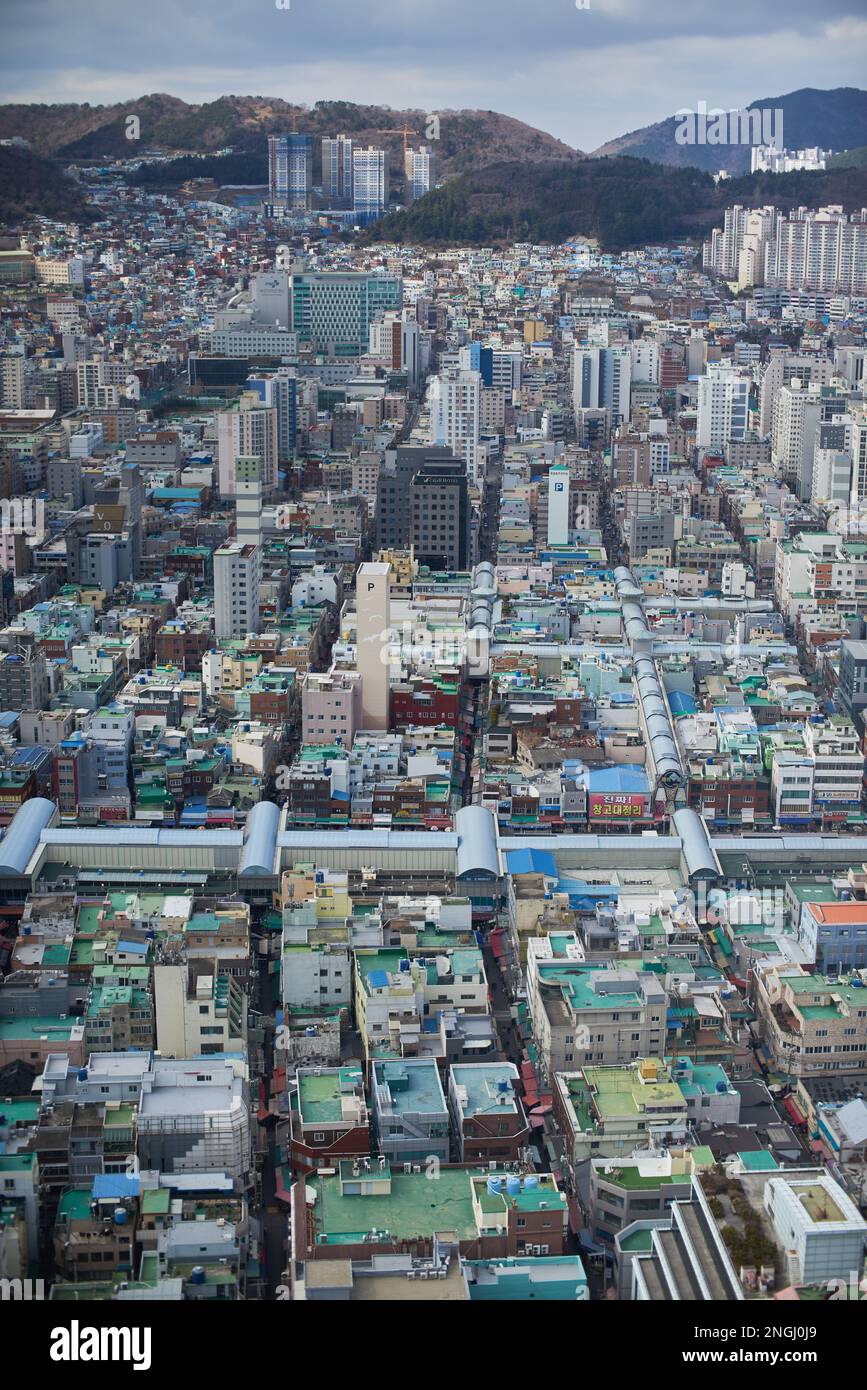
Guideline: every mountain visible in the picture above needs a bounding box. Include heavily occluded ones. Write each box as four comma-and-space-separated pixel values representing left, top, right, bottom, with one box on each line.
592, 87, 867, 174
0, 95, 583, 179
829, 145, 867, 169
0, 146, 96, 226
365, 157, 867, 251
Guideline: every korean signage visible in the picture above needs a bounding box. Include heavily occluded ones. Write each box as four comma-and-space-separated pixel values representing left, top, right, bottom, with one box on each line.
588, 792, 646, 821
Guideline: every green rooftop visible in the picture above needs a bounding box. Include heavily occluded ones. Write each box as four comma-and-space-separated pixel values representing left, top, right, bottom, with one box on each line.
298, 1067, 364, 1125
308, 1167, 481, 1244
57, 1188, 96, 1222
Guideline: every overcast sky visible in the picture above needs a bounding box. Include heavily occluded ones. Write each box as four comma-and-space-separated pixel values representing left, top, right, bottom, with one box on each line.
1, 0, 865, 149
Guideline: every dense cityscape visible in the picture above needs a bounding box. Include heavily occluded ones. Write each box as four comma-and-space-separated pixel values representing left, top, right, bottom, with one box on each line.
0, 0, 865, 1361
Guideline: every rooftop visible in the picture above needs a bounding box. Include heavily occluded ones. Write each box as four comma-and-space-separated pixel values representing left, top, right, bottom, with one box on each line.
308, 1166, 480, 1244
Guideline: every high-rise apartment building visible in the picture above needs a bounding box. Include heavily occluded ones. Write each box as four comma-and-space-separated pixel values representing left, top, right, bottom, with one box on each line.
766, 207, 867, 293
703, 204, 776, 279
322, 135, 353, 203
0, 353, 24, 409
572, 345, 632, 427
772, 380, 823, 500
217, 395, 278, 496
246, 368, 298, 460
352, 146, 389, 221
845, 407, 867, 506
759, 351, 835, 435
268, 134, 313, 209
430, 368, 482, 483
695, 365, 749, 456
404, 145, 436, 202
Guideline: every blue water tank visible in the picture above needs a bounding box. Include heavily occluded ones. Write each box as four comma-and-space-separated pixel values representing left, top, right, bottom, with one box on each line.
497, 1079, 509, 1093
399, 958, 411, 973
77, 1067, 88, 1082
524, 1175, 539, 1190
190, 1266, 206, 1285
715, 1081, 728, 1093
506, 1176, 521, 1196
486, 1177, 503, 1195
113, 1207, 128, 1225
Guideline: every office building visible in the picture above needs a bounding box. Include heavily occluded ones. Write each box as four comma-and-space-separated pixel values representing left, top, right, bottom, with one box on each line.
763, 1174, 867, 1284
214, 541, 260, 640
251, 270, 291, 328
290, 269, 402, 357
376, 445, 470, 569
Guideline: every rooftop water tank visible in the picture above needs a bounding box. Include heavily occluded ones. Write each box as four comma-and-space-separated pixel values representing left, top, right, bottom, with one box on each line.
506, 1176, 521, 1196
77, 1067, 88, 1082
715, 1081, 729, 1093
190, 1266, 206, 1285
486, 1177, 503, 1195
113, 1207, 128, 1225
524, 1175, 539, 1190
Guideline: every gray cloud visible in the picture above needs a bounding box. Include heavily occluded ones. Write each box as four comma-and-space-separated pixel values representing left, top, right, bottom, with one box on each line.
0, 0, 864, 148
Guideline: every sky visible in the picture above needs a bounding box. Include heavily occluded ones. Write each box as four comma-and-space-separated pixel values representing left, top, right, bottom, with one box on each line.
1, 0, 866, 150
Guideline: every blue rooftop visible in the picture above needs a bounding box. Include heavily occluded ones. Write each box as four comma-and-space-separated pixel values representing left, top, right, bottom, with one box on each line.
585, 765, 650, 794
669, 690, 698, 716
505, 847, 558, 879
92, 1174, 141, 1200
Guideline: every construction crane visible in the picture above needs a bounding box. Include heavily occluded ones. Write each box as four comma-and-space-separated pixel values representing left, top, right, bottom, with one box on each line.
377, 125, 417, 160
